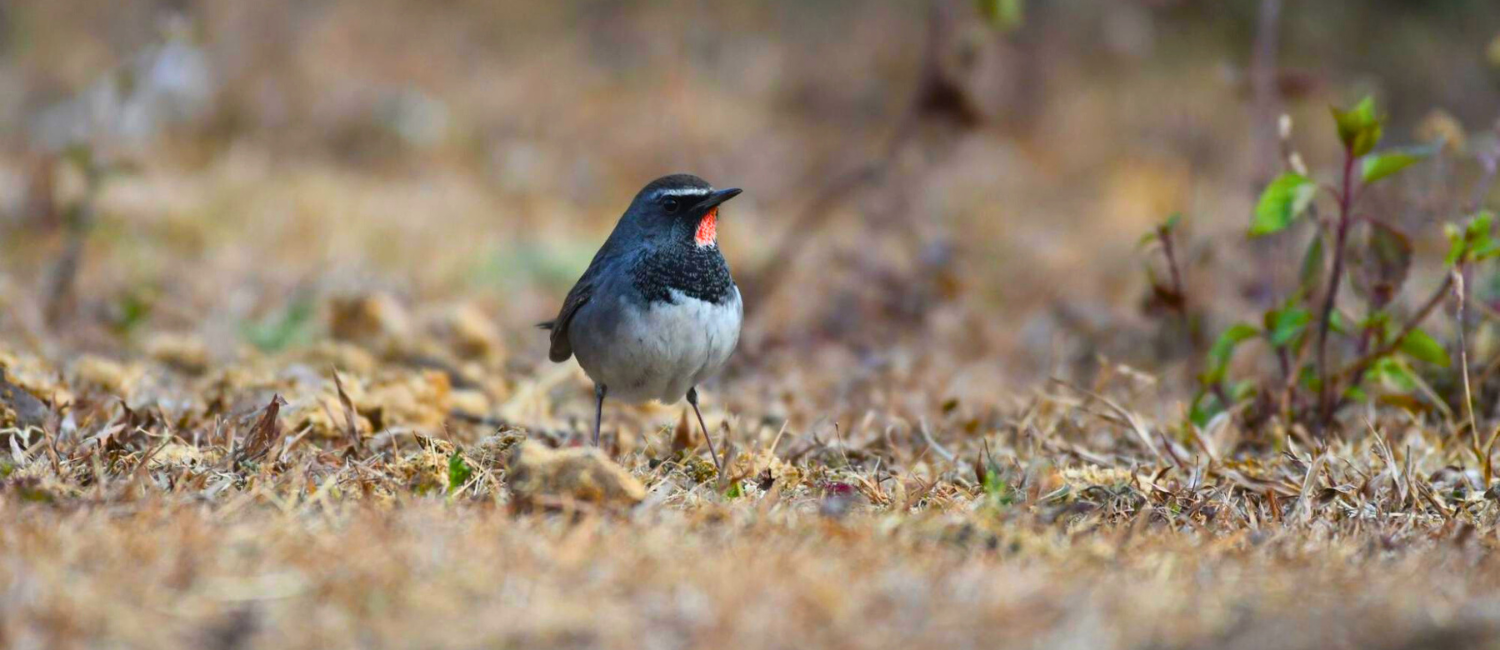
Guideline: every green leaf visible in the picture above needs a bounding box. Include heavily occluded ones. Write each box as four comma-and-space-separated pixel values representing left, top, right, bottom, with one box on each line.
1361, 144, 1438, 184
242, 297, 317, 353
725, 481, 743, 499
1267, 307, 1312, 347
1475, 239, 1500, 261
447, 452, 473, 495
1361, 311, 1393, 346
1473, 213, 1500, 260
62, 143, 96, 176
1332, 96, 1383, 157
1204, 323, 1260, 384
1446, 223, 1466, 266
1399, 328, 1451, 367
1299, 234, 1325, 297
1138, 214, 1182, 247
1329, 310, 1354, 336
1298, 364, 1321, 391
1444, 211, 1497, 266
1469, 211, 1495, 242
1189, 390, 1221, 429
977, 0, 1025, 32
109, 289, 155, 336
1250, 173, 1318, 237
1369, 357, 1418, 392
1333, 96, 1375, 140
983, 469, 1015, 507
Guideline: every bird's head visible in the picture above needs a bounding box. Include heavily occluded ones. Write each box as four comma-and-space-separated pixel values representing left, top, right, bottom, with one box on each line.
623, 174, 742, 248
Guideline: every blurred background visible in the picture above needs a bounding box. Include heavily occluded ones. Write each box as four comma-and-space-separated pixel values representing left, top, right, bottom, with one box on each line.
0, 0, 1498, 421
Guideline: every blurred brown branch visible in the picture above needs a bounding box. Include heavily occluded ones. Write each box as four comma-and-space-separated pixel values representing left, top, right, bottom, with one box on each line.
739, 0, 999, 317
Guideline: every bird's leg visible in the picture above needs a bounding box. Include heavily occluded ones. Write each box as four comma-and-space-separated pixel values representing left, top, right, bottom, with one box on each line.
686, 387, 723, 474
593, 383, 607, 447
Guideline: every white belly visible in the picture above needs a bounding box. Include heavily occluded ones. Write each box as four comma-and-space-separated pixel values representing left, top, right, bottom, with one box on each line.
575, 288, 742, 404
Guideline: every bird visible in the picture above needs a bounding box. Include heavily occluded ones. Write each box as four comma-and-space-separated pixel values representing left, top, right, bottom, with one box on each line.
539, 174, 743, 471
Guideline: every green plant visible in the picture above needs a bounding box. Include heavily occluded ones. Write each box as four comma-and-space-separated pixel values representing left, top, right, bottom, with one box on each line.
1140, 212, 1208, 362
977, 0, 1025, 33
1192, 96, 1495, 432
242, 295, 317, 353
980, 459, 1015, 508
447, 451, 473, 496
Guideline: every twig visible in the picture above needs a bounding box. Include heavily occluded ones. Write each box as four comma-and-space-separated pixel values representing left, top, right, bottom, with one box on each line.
331, 368, 363, 457
1366, 418, 1407, 509
740, 164, 886, 310
127, 436, 173, 496
917, 417, 955, 463
1153, 222, 1192, 338
740, 0, 958, 313
1052, 379, 1166, 464
1289, 451, 1327, 524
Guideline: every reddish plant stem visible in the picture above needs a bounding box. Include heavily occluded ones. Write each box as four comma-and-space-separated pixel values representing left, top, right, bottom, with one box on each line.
1314, 150, 1358, 428
1335, 273, 1455, 409
1159, 225, 1186, 306
1155, 223, 1199, 363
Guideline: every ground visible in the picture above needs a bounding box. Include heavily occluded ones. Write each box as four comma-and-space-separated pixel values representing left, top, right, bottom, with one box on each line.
3, 2, 1500, 649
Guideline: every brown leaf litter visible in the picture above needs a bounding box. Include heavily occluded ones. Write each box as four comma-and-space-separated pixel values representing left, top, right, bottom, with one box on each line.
507, 440, 647, 508
0, 368, 52, 431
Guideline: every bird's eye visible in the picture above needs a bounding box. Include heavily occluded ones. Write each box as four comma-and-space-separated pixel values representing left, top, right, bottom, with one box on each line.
663, 198, 681, 213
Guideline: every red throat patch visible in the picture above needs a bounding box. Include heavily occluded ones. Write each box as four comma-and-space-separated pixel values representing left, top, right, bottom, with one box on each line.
695, 207, 718, 247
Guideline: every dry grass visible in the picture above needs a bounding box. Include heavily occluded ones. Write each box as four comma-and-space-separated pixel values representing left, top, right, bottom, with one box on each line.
7, 498, 1500, 650
4, 1, 1500, 648
5, 342, 1500, 649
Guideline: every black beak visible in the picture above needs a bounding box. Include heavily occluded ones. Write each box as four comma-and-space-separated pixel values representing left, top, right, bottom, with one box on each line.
697, 187, 742, 211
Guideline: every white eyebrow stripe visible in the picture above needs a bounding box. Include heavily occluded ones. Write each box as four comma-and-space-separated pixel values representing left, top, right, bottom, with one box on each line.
651, 187, 712, 199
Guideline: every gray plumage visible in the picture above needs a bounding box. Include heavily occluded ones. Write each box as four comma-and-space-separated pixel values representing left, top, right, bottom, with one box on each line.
540, 174, 743, 462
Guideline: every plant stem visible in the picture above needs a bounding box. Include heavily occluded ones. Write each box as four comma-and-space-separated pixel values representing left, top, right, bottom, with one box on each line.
1454, 269, 1487, 485
1336, 273, 1454, 399
1159, 226, 1186, 307
1156, 224, 1198, 359
1314, 149, 1358, 428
